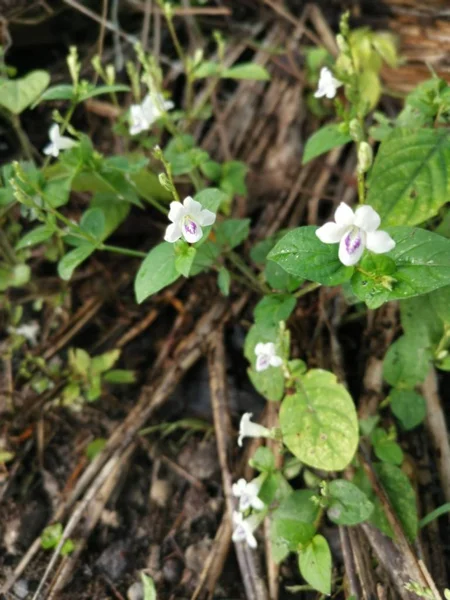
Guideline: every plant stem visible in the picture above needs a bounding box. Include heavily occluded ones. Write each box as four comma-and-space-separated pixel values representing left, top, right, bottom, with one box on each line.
226, 249, 271, 295
294, 281, 321, 298
0, 228, 17, 264
100, 243, 147, 258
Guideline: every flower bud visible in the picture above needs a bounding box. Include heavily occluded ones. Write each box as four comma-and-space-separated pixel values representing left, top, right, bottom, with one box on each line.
349, 119, 363, 142
357, 142, 373, 173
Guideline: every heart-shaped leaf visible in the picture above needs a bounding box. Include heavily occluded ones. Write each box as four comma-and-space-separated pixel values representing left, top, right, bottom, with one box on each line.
0, 71, 50, 114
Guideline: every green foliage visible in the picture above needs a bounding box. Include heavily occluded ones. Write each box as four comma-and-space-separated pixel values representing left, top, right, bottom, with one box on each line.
326, 480, 374, 525
383, 336, 431, 387
389, 389, 426, 430
268, 226, 354, 286
280, 369, 358, 471
0, 70, 50, 114
141, 573, 157, 600
253, 294, 296, 325
298, 534, 332, 596
135, 242, 179, 303
371, 428, 403, 465
302, 123, 351, 164
244, 322, 285, 401
367, 128, 450, 226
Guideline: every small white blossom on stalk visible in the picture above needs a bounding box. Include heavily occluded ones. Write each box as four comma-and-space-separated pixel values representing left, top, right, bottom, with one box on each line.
316, 202, 395, 267
9, 321, 40, 345
43, 124, 77, 158
238, 413, 272, 447
314, 67, 342, 99
129, 94, 174, 135
232, 477, 265, 512
164, 196, 216, 244
254, 342, 282, 372
232, 511, 261, 549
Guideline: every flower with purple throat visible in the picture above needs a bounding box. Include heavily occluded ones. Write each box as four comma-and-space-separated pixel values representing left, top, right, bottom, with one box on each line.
315, 202, 395, 266
164, 196, 216, 244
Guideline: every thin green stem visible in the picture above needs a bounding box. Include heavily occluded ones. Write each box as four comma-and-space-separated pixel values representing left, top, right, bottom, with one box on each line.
100, 243, 147, 258
420, 503, 450, 528
10, 114, 34, 162
226, 250, 271, 295
0, 228, 17, 264
294, 281, 321, 298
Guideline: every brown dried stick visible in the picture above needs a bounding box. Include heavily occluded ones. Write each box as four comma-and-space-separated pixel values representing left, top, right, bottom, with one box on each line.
421, 366, 450, 503
208, 328, 269, 600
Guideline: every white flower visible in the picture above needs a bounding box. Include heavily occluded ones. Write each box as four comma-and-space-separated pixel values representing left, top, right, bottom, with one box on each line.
314, 67, 342, 99
164, 196, 216, 244
43, 124, 77, 158
231, 511, 260, 549
232, 477, 265, 512
238, 413, 272, 447
9, 321, 40, 345
129, 93, 174, 135
254, 342, 282, 372
316, 202, 395, 267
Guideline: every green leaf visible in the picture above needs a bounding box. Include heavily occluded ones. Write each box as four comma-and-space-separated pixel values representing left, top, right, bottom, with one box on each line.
91, 349, 120, 374
34, 84, 75, 104
217, 267, 231, 296
383, 335, 431, 387
327, 480, 374, 525
41, 523, 63, 549
85, 438, 107, 461
0, 70, 50, 114
367, 128, 450, 226
374, 463, 418, 541
58, 244, 96, 281
103, 369, 136, 384
371, 429, 404, 465
79, 84, 130, 101
359, 227, 450, 302
389, 388, 426, 430
221, 161, 248, 196
80, 208, 106, 241
215, 218, 250, 249
175, 244, 196, 277
254, 294, 296, 325
268, 226, 353, 286
280, 369, 358, 471
298, 534, 332, 596
141, 573, 157, 600
135, 242, 179, 303
193, 188, 226, 246
249, 446, 275, 472
222, 63, 270, 81
351, 254, 396, 309
200, 160, 222, 181
44, 173, 74, 208
190, 240, 220, 275
270, 490, 319, 563
15, 224, 55, 250
265, 261, 304, 292
61, 539, 75, 556
193, 60, 221, 79
302, 124, 351, 165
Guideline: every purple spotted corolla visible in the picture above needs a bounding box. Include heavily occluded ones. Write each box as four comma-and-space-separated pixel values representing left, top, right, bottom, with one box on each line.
315, 202, 395, 266
164, 196, 216, 244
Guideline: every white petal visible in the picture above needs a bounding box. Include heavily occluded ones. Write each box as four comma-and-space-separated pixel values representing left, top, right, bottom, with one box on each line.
354, 205, 381, 233
168, 201, 186, 223
182, 217, 203, 244
316, 222, 348, 244
232, 479, 247, 497
57, 136, 77, 150
183, 196, 203, 217
164, 222, 182, 243
49, 123, 60, 143
254, 343, 265, 356
269, 355, 283, 368
334, 202, 355, 226
43, 143, 58, 157
256, 353, 270, 372
198, 208, 216, 227
366, 230, 396, 254
339, 229, 365, 266
262, 342, 275, 356
251, 496, 265, 511
246, 531, 257, 549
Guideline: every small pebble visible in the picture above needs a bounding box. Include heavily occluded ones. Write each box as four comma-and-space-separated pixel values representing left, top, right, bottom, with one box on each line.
13, 579, 29, 599
163, 557, 183, 584
150, 479, 171, 508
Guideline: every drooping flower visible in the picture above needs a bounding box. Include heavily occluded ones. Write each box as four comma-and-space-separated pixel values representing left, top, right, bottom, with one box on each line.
316, 202, 395, 267
9, 321, 40, 345
231, 511, 260, 549
238, 413, 272, 447
254, 342, 282, 372
314, 67, 342, 99
129, 94, 174, 135
164, 196, 216, 244
43, 124, 77, 158
232, 477, 265, 512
